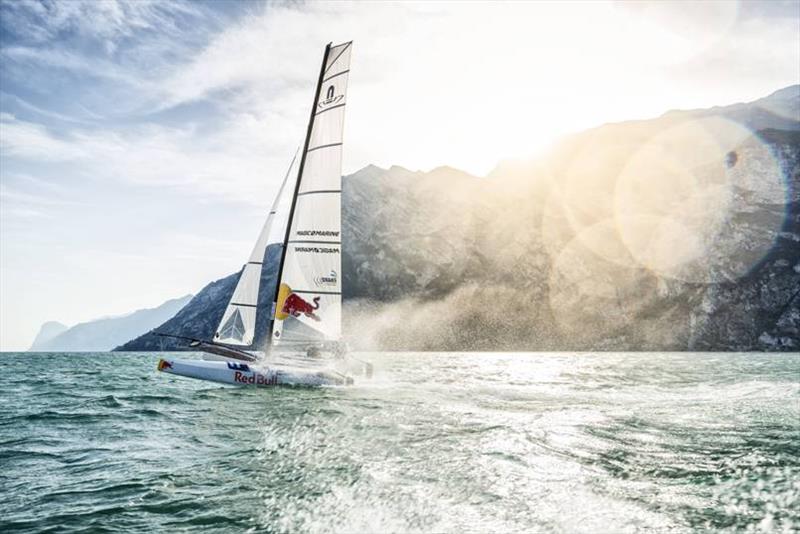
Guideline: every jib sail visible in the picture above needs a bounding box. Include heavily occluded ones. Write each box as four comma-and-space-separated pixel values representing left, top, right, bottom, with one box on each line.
214, 152, 298, 346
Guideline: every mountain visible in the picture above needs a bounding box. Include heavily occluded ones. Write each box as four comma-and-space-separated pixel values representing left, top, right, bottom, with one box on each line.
30, 295, 193, 352
118, 86, 800, 352
28, 321, 68, 351
664, 85, 800, 132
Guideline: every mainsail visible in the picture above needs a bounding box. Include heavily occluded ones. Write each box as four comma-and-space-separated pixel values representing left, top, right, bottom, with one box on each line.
214, 152, 298, 346
271, 41, 352, 346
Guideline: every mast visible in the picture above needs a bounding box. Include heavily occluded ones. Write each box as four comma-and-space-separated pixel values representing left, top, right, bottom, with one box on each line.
267, 43, 332, 345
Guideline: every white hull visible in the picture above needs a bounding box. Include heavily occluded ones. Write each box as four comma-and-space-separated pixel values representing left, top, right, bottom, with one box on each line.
157, 358, 352, 387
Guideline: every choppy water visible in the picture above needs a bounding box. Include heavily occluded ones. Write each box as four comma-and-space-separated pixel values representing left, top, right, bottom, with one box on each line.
0, 352, 798, 533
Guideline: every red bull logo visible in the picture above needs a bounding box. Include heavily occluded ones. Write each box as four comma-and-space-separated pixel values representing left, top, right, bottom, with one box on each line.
276, 283, 321, 322
157, 359, 173, 371
233, 371, 279, 386
282, 292, 321, 321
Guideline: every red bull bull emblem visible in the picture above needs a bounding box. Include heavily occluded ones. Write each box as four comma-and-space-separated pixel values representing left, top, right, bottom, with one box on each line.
157, 359, 173, 371
282, 293, 321, 321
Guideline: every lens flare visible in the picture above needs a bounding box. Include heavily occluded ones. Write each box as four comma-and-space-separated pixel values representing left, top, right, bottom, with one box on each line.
614, 117, 786, 283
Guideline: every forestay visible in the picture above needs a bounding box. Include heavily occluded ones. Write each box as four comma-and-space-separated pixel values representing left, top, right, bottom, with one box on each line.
215, 153, 298, 345
272, 41, 352, 346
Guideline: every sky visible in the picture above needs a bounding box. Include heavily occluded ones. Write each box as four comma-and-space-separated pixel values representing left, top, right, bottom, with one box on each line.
0, 0, 798, 350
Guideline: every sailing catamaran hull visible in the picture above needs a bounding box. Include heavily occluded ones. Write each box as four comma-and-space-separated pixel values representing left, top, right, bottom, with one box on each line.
157, 358, 352, 387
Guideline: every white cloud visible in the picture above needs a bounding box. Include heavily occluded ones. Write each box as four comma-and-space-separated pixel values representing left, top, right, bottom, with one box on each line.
0, 184, 78, 207
0, 113, 295, 204
2, 46, 150, 89
0, 0, 205, 47
0, 114, 88, 160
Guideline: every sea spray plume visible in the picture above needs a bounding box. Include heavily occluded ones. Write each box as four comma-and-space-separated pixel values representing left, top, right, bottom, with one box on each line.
343, 285, 559, 352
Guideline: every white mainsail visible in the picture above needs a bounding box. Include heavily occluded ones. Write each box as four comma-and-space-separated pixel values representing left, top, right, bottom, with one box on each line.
271, 41, 352, 346
214, 152, 298, 346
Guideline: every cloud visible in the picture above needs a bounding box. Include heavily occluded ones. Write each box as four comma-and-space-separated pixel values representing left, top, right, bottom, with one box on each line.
0, 184, 78, 207
0, 172, 82, 226
665, 8, 800, 96
1, 92, 95, 125
0, 114, 87, 160
2, 46, 150, 89
0, 112, 301, 204
0, 0, 205, 49
0, 0, 230, 117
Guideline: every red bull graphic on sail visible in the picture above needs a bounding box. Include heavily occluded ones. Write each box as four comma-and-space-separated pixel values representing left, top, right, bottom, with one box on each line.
283, 293, 321, 321
275, 283, 321, 322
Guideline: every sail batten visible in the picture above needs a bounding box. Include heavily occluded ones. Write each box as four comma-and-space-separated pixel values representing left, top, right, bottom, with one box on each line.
270, 41, 351, 347
297, 190, 341, 196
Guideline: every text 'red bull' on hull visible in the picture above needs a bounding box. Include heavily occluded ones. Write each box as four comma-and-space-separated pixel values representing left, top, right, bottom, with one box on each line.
157, 359, 352, 387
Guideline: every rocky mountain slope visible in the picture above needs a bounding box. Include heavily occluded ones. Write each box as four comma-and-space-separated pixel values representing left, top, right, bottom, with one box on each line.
30, 295, 192, 352
119, 86, 799, 352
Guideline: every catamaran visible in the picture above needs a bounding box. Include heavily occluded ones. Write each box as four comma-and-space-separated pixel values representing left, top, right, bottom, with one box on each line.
157, 41, 363, 386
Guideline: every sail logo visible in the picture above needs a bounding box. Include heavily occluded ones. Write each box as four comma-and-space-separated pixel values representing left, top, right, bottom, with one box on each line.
295, 246, 339, 254
217, 308, 245, 342
297, 230, 339, 237
276, 283, 322, 322
283, 293, 321, 321
314, 270, 338, 287
318, 84, 344, 109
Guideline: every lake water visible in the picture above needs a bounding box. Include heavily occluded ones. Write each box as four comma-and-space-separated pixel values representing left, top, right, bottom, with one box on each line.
1, 352, 798, 533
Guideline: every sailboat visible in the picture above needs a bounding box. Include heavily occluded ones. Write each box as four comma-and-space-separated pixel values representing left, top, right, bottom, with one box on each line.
157, 41, 361, 386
